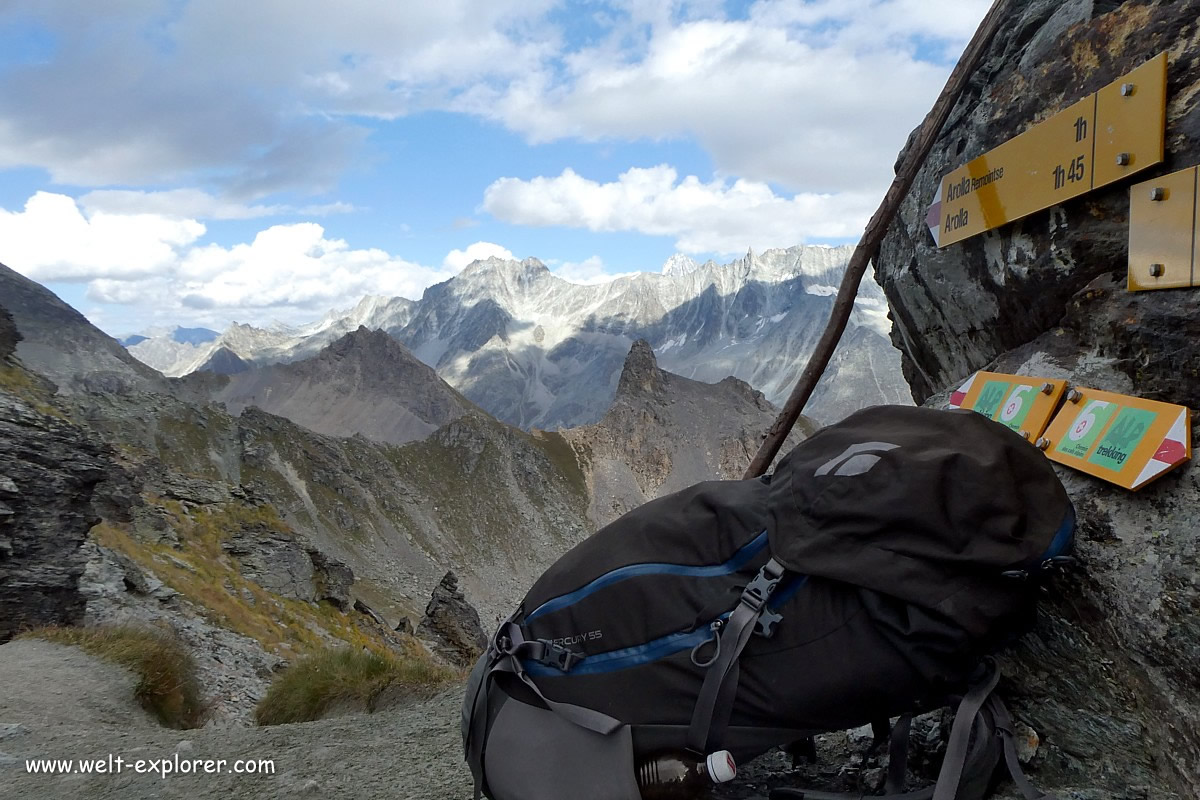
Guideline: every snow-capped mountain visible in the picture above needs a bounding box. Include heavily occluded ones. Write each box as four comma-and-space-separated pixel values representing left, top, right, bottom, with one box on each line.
130, 245, 910, 427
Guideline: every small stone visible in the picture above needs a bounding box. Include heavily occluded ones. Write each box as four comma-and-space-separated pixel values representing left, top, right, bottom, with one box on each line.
301, 779, 320, 792
0, 476, 18, 495
0, 752, 17, 767
862, 767, 887, 792
846, 724, 875, 746
176, 740, 194, 753
1013, 722, 1040, 763
0, 723, 28, 740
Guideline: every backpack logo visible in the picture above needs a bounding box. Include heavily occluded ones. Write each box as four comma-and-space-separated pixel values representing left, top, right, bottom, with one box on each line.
815, 442, 900, 477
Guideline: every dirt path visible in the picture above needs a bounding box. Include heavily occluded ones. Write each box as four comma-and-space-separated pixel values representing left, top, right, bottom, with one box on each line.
0, 640, 473, 800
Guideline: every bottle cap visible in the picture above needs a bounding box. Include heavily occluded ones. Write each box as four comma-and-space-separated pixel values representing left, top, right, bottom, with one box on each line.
705, 750, 737, 784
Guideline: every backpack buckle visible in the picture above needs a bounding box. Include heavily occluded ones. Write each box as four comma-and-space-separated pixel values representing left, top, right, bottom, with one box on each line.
535, 639, 583, 672
755, 607, 784, 638
741, 558, 786, 612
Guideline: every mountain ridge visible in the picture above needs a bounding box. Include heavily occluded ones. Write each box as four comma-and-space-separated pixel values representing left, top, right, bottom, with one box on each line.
126, 245, 909, 427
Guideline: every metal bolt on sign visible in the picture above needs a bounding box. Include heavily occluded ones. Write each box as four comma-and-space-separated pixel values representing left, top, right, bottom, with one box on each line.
1116, 152, 1131, 166
1040, 382, 1054, 395
1035, 438, 1051, 451
1066, 389, 1083, 403
1150, 187, 1166, 201
1150, 263, 1165, 277
1121, 83, 1136, 96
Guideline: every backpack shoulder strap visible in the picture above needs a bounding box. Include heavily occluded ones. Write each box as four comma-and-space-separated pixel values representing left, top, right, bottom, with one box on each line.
686, 557, 787, 753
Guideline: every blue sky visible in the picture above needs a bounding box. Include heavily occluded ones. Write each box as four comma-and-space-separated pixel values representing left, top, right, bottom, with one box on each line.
0, 0, 988, 335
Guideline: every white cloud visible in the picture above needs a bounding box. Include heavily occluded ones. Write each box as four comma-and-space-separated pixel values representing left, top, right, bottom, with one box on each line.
0, 192, 453, 330
0, 192, 205, 281
0, 1, 988, 197
172, 223, 451, 313
459, 0, 991, 192
443, 241, 515, 270
484, 165, 876, 254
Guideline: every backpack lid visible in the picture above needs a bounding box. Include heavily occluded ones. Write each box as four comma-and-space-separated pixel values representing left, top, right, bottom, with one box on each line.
765, 406, 1073, 633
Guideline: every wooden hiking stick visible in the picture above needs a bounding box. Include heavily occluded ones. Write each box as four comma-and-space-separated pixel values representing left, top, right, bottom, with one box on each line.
743, 0, 1012, 479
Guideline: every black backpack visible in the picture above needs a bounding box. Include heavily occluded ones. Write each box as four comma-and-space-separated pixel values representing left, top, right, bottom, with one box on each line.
463, 406, 1075, 800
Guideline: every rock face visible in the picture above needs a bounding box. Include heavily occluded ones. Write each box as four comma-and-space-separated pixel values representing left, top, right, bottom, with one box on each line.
565, 340, 808, 526
0, 393, 130, 643
878, 1, 1200, 796
416, 572, 487, 667
221, 522, 355, 609
877, 0, 1200, 405
0, 263, 166, 395
211, 327, 475, 445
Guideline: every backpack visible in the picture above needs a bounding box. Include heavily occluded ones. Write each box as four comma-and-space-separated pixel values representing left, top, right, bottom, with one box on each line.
462, 405, 1075, 800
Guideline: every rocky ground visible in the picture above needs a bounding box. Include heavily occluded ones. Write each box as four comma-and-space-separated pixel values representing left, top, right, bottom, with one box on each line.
0, 637, 1159, 800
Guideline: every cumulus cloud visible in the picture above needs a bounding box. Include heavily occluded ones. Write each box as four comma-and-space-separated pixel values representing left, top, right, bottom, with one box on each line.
443, 241, 515, 270
0, 1, 987, 197
173, 223, 452, 312
459, 0, 990, 192
0, 192, 205, 281
0, 193, 456, 330
0, 0, 555, 192
484, 166, 877, 254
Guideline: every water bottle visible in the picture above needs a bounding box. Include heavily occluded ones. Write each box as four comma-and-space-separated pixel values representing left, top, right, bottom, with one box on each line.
635, 750, 737, 799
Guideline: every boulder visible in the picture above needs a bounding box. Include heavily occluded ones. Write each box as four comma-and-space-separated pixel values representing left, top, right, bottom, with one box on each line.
875, 1, 1200, 795
416, 571, 487, 668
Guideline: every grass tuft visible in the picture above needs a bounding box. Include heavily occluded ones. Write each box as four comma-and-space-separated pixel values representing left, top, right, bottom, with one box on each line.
254, 646, 457, 726
19, 624, 206, 729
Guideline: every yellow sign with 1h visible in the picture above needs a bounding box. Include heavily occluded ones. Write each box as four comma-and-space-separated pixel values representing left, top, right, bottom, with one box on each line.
1040, 388, 1191, 490
947, 371, 1067, 441
929, 53, 1167, 247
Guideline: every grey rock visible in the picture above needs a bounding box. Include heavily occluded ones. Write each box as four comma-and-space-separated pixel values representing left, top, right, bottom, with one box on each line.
877, 0, 1200, 406
0, 476, 18, 496
416, 572, 487, 668
0, 723, 27, 740
0, 391, 134, 642
877, 1, 1200, 795
309, 549, 354, 611
152, 473, 232, 506
222, 523, 316, 602
353, 599, 385, 626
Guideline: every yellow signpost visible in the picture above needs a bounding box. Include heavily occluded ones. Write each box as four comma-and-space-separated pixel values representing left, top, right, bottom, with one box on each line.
1040, 388, 1191, 490
929, 53, 1168, 247
948, 371, 1067, 441
1128, 166, 1199, 291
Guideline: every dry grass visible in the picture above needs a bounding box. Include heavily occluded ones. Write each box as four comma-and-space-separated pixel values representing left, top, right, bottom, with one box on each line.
19, 625, 206, 729
254, 646, 458, 726
0, 362, 67, 419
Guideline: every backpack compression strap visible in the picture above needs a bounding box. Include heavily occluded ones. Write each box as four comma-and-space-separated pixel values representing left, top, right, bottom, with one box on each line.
686, 557, 787, 754
464, 618, 623, 800
770, 661, 1059, 800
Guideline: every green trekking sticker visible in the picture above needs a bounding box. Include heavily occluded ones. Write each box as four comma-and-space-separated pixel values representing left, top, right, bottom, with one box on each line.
995, 384, 1038, 431
973, 380, 1010, 418
1055, 401, 1117, 459
1088, 407, 1157, 471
